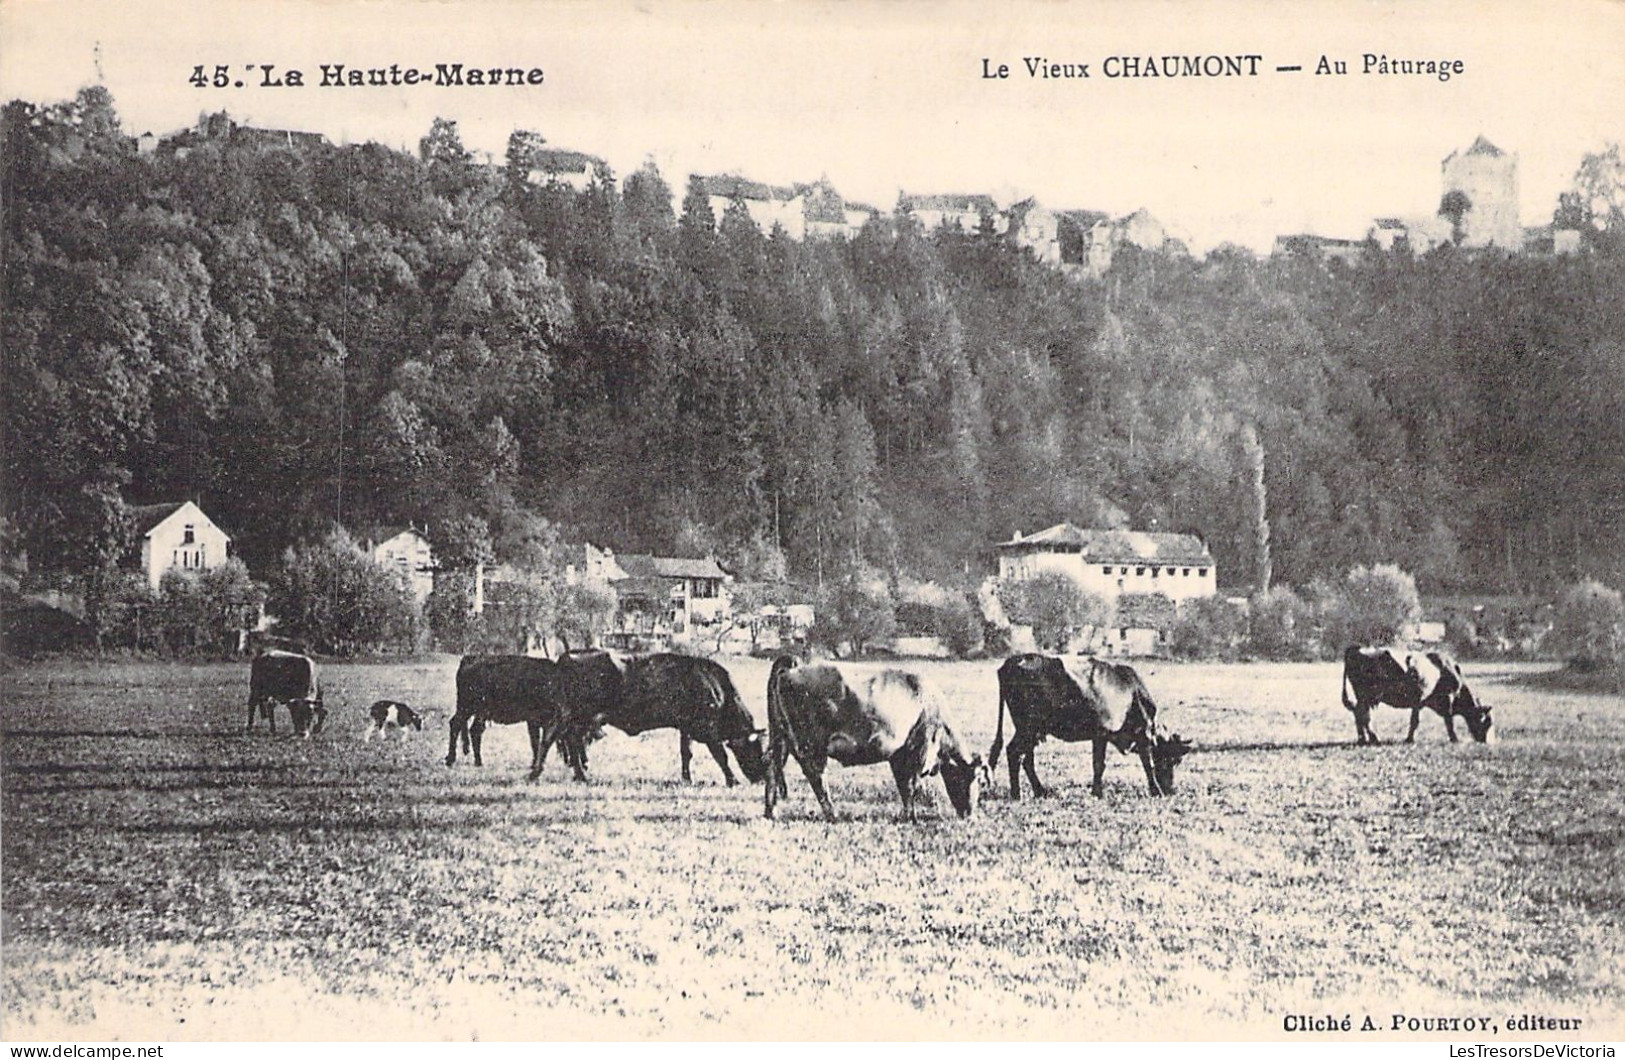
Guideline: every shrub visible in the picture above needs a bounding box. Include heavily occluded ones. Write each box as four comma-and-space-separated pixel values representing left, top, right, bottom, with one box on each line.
1168, 595, 1246, 660
267, 529, 422, 655
149, 559, 265, 656
1548, 579, 1624, 675
896, 580, 983, 658
809, 575, 896, 657
554, 578, 617, 652
1333, 564, 1422, 647
425, 570, 481, 652
1247, 585, 1317, 660
998, 572, 1111, 653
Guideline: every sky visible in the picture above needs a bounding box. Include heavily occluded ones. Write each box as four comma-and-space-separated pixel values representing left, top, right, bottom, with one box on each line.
3, 0, 1623, 253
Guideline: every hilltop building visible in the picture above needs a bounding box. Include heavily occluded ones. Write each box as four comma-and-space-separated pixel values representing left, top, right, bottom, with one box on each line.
1441, 135, 1521, 249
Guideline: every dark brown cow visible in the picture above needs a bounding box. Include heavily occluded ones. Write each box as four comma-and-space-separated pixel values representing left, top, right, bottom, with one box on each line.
990, 653, 1191, 799
549, 651, 766, 786
246, 650, 325, 737
446, 655, 577, 780
1341, 646, 1494, 745
763, 655, 986, 822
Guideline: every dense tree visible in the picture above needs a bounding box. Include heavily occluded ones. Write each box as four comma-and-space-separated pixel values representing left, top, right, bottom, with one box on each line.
4, 93, 1622, 613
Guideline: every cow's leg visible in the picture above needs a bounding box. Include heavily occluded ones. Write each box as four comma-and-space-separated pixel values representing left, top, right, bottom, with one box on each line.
312, 704, 328, 735
1020, 741, 1049, 799
1443, 714, 1459, 743
798, 754, 838, 822
526, 720, 544, 782
543, 719, 588, 782
890, 756, 920, 821
246, 698, 258, 732
1354, 703, 1378, 745
706, 742, 738, 786
470, 716, 486, 767
265, 700, 277, 735
446, 715, 463, 766
1091, 738, 1110, 798
1138, 745, 1163, 796
765, 735, 792, 818
680, 732, 694, 783
1005, 734, 1024, 799
1405, 708, 1422, 744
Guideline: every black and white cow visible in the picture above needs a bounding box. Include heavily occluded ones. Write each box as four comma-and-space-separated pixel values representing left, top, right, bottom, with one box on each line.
366, 700, 423, 740
1341, 646, 1494, 745
764, 655, 986, 822
990, 653, 1191, 799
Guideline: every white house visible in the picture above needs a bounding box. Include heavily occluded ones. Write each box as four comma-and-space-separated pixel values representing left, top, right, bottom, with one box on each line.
359, 526, 436, 604
995, 523, 1217, 604
900, 192, 1005, 234
130, 501, 232, 591
611, 554, 732, 644
697, 174, 807, 239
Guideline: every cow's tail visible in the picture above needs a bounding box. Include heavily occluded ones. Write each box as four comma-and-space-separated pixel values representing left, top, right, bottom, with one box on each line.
1132, 676, 1160, 742
1340, 659, 1356, 713
767, 654, 800, 757
988, 676, 1008, 774
764, 654, 801, 816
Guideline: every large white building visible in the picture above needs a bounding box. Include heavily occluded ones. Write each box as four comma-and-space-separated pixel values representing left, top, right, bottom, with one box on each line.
130, 501, 232, 591
995, 523, 1217, 604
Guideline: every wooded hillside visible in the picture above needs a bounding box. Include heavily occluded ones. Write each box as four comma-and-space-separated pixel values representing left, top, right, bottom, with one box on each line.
5, 90, 1622, 595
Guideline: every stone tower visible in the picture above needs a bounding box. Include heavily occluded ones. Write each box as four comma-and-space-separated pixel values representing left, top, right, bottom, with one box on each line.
1441, 136, 1521, 248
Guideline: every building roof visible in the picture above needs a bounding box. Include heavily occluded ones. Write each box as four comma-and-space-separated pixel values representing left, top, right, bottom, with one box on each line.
698, 174, 798, 202
1373, 217, 1407, 230
357, 525, 427, 549
901, 192, 999, 215
529, 148, 602, 175
1056, 209, 1110, 228
129, 502, 188, 536
996, 523, 1213, 565
1444, 136, 1506, 166
616, 554, 729, 581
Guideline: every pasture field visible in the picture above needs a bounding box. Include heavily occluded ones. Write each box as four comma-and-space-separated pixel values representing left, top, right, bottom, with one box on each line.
2, 655, 1622, 1041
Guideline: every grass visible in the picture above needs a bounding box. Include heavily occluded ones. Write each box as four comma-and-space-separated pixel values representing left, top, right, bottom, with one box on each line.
2, 656, 1622, 1040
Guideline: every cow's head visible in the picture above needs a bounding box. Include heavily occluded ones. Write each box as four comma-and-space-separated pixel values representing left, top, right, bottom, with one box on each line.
1460, 702, 1495, 743
728, 729, 769, 784
288, 698, 317, 738
1149, 733, 1192, 795
938, 750, 989, 818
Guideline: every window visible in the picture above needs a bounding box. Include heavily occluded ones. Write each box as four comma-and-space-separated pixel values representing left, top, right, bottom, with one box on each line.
1198, 568, 1208, 577
1182, 568, 1190, 576
1136, 567, 1146, 577
183, 525, 196, 544
1101, 566, 1112, 575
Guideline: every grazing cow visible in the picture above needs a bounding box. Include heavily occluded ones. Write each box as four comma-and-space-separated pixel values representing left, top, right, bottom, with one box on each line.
763, 655, 986, 822
548, 651, 767, 786
246, 650, 325, 737
990, 653, 1191, 799
1341, 646, 1494, 745
447, 655, 578, 780
366, 700, 423, 740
